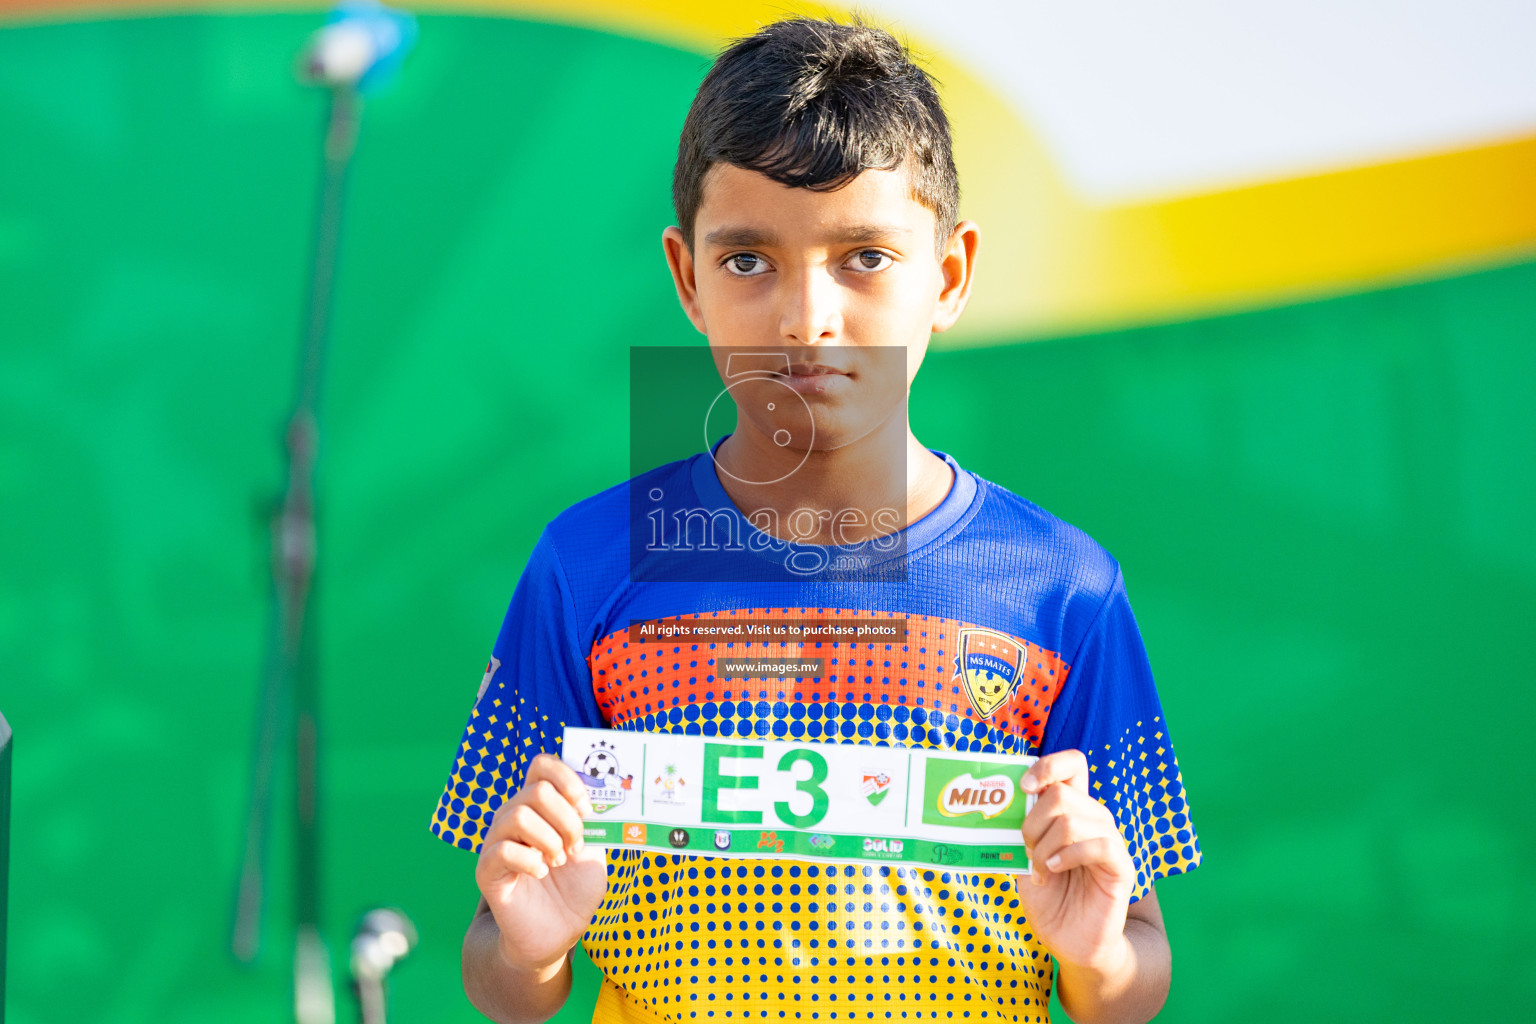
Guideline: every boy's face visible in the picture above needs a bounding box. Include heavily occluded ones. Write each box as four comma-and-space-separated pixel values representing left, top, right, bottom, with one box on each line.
663, 165, 977, 455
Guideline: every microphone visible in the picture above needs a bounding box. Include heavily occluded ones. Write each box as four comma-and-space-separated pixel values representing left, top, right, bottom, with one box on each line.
351, 907, 418, 1024
298, 1, 417, 91
351, 906, 417, 982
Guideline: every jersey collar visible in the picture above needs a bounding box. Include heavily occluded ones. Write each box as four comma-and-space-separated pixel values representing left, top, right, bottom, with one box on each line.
687, 435, 979, 570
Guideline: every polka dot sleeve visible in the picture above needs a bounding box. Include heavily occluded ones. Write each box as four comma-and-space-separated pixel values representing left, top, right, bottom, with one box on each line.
429, 529, 603, 852
1038, 567, 1201, 901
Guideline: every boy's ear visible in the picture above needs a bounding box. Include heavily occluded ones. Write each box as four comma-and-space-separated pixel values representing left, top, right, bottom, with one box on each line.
932, 220, 980, 334
662, 226, 709, 335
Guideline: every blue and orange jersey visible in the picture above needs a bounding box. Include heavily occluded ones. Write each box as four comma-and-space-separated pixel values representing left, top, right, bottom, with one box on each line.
431, 446, 1200, 1024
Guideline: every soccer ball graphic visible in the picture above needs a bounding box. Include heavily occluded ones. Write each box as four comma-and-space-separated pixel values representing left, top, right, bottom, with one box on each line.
573, 740, 632, 811
583, 745, 622, 780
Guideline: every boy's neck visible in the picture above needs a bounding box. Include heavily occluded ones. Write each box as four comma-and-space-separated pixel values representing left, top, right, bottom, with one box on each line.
710, 414, 954, 546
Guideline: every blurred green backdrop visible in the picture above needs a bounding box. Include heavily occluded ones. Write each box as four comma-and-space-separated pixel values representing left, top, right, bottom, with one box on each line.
2, 11, 1534, 1024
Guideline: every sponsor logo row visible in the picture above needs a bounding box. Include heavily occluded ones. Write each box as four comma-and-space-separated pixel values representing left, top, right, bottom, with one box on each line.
587, 822, 915, 854
591, 824, 1006, 862
583, 820, 1024, 868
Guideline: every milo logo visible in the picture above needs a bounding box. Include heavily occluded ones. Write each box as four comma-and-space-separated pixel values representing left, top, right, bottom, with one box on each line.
936, 773, 1014, 819
920, 758, 1030, 831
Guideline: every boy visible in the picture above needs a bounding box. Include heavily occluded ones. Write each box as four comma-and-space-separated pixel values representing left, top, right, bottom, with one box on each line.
431, 16, 1199, 1024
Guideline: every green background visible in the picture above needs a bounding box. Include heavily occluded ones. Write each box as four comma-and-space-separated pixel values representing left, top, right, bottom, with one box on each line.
3, 11, 1534, 1024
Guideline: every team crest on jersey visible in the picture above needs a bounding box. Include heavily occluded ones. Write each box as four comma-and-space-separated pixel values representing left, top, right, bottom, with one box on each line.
954, 628, 1026, 718
476, 656, 501, 700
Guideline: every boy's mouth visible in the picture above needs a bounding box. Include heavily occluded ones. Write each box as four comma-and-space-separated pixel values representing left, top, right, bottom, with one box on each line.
776, 363, 852, 395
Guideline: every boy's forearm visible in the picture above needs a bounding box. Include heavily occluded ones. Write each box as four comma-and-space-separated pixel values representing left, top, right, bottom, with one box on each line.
1054, 916, 1171, 1024
462, 908, 574, 1024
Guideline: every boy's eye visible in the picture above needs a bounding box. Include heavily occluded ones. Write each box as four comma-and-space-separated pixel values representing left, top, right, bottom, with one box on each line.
724, 253, 769, 276
849, 249, 892, 272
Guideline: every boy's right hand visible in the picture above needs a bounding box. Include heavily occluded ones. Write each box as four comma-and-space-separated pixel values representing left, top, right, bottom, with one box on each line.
474, 753, 608, 974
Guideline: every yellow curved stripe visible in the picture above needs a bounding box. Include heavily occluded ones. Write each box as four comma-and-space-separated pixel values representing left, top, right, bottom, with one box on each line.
5, 0, 1534, 342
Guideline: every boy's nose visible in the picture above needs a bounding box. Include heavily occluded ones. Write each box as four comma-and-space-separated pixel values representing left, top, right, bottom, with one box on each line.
779, 267, 841, 345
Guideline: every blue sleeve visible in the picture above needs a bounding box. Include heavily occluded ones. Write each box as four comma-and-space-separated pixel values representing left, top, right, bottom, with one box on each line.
1040, 567, 1201, 901
429, 528, 603, 853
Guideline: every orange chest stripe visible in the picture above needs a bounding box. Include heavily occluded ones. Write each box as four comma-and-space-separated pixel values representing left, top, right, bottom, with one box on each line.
587, 607, 1067, 748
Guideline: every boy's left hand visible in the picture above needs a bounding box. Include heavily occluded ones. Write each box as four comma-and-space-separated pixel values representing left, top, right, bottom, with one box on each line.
1014, 750, 1137, 974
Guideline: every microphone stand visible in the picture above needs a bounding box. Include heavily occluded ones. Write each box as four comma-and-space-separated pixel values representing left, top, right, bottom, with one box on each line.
350, 908, 418, 1024
232, 79, 363, 1024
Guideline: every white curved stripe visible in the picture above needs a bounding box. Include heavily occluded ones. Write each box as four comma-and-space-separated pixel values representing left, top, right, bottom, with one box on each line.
866, 0, 1536, 202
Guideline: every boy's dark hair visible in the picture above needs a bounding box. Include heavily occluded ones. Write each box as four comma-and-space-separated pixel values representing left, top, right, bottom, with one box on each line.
673, 16, 959, 253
